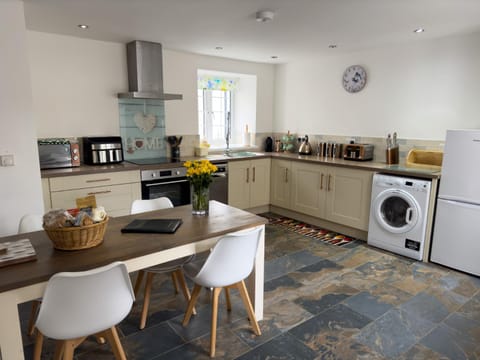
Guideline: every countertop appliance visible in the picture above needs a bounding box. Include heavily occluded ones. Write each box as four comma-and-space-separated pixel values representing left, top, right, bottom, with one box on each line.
210, 162, 228, 204
82, 136, 124, 165
37, 138, 80, 169
431, 129, 480, 276
368, 173, 432, 260
343, 143, 374, 161
298, 135, 312, 155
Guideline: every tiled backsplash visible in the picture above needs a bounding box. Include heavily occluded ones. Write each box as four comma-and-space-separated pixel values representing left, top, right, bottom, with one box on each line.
166, 132, 445, 164
264, 133, 445, 163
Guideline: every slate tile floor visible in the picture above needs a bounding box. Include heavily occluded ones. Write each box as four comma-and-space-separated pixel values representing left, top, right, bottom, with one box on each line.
20, 214, 480, 359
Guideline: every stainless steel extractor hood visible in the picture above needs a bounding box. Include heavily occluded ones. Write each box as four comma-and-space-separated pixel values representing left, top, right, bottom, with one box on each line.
117, 40, 182, 100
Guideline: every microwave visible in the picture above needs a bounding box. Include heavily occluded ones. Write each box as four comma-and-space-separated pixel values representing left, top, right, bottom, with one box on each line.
37, 138, 81, 169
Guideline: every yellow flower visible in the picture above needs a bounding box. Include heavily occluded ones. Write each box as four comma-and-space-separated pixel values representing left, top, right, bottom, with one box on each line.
183, 160, 217, 189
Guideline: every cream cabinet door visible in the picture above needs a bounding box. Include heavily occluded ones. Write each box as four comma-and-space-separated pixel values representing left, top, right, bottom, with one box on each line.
291, 161, 327, 217
249, 158, 271, 208
41, 178, 52, 211
270, 159, 291, 208
228, 160, 251, 209
325, 167, 373, 231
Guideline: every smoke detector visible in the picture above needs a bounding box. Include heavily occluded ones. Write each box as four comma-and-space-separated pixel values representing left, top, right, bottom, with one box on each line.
256, 10, 274, 22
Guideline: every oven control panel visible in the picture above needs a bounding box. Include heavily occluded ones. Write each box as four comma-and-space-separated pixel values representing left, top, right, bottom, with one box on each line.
141, 167, 187, 181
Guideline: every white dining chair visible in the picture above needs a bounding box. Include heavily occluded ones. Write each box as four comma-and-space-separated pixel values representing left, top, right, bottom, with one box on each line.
182, 226, 263, 357
130, 197, 195, 329
18, 214, 43, 234
18, 214, 44, 336
33, 261, 135, 360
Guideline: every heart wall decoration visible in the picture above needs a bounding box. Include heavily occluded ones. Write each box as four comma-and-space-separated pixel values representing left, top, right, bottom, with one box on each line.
134, 112, 157, 134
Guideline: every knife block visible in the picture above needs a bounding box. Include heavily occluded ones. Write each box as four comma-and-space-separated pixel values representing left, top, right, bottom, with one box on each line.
386, 147, 399, 164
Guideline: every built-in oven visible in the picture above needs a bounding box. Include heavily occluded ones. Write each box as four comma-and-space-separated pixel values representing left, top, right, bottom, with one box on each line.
141, 166, 190, 206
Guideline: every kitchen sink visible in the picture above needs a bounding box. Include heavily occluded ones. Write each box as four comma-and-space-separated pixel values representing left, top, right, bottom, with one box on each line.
225, 151, 260, 158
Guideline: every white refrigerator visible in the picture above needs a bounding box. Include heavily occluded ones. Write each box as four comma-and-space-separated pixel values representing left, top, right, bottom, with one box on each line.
431, 129, 480, 276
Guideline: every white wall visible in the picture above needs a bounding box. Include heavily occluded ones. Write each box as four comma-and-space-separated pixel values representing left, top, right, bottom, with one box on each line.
27, 32, 126, 137
0, 0, 43, 236
27, 32, 275, 138
275, 31, 480, 140
163, 49, 274, 135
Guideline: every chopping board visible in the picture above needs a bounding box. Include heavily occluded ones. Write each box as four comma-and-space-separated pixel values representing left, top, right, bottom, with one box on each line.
0, 238, 37, 268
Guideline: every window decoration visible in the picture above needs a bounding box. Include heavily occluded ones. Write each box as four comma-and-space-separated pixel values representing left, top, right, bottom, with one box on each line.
198, 75, 238, 91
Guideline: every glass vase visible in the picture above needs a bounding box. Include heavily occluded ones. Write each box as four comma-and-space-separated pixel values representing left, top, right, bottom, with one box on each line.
191, 185, 209, 216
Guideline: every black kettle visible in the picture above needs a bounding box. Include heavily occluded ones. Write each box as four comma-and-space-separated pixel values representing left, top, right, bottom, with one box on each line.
265, 137, 273, 152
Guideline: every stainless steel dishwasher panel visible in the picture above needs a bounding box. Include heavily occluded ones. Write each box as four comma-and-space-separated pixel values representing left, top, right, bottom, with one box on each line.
210, 163, 228, 204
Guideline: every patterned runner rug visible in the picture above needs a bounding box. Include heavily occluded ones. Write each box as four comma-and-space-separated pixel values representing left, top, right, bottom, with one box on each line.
260, 213, 356, 247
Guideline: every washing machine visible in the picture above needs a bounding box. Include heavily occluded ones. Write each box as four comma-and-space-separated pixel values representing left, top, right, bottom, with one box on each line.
367, 173, 432, 260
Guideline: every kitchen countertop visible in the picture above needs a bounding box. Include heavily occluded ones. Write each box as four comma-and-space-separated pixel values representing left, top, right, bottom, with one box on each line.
40, 152, 441, 179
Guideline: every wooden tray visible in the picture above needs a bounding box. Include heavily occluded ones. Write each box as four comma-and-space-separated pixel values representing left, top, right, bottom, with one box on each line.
0, 239, 37, 268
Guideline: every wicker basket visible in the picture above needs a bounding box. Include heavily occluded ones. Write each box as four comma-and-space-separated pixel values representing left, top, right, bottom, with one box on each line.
44, 217, 109, 250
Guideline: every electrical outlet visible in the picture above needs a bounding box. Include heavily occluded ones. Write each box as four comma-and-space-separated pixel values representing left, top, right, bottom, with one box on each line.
0, 154, 14, 166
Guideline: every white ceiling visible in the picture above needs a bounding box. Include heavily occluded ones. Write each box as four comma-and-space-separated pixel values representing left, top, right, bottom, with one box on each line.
22, 0, 480, 63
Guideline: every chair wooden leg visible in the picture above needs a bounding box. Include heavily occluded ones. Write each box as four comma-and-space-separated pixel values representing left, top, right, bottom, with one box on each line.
27, 299, 41, 336
139, 272, 155, 329
182, 284, 202, 326
237, 280, 261, 336
210, 287, 222, 357
33, 330, 44, 360
95, 334, 106, 344
171, 271, 179, 294
175, 269, 197, 315
225, 287, 232, 311
133, 270, 145, 298
100, 326, 127, 360
53, 341, 65, 360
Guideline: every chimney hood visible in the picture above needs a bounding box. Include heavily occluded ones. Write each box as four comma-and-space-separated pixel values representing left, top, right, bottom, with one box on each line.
117, 40, 182, 100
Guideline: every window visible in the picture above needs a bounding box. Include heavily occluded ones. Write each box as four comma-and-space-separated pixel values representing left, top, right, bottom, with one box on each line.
198, 89, 232, 148
198, 70, 257, 150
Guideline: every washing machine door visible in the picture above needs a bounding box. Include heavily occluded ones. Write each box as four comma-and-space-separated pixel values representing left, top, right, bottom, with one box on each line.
373, 189, 420, 234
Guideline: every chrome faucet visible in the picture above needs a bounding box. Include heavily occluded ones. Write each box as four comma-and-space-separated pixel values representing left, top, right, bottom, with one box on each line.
224, 111, 231, 155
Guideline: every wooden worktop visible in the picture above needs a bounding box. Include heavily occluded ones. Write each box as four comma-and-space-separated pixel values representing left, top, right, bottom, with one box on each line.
41, 152, 441, 179
0, 201, 267, 293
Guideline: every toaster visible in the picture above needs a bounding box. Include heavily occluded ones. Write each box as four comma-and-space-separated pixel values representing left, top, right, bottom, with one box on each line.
82, 136, 124, 165
343, 144, 374, 161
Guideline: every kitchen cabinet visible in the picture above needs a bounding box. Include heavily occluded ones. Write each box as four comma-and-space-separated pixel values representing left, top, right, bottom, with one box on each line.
41, 178, 51, 211
277, 160, 373, 231
45, 170, 141, 217
325, 167, 373, 231
270, 159, 292, 208
228, 158, 271, 209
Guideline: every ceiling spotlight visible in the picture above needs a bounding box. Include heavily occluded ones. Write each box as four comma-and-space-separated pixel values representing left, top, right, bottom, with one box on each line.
256, 10, 275, 22
77, 24, 89, 29
328, 44, 337, 49
215, 46, 223, 50
413, 28, 425, 33
271, 56, 278, 59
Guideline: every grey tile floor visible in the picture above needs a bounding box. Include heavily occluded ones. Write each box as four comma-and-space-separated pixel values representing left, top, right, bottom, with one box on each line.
20, 214, 480, 359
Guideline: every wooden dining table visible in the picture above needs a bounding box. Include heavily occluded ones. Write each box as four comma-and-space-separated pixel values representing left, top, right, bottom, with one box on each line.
0, 201, 267, 360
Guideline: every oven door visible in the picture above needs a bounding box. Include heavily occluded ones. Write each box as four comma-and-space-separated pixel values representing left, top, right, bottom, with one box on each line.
141, 177, 190, 206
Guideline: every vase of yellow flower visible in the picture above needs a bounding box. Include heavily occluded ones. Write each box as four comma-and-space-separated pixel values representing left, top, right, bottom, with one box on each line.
184, 160, 218, 215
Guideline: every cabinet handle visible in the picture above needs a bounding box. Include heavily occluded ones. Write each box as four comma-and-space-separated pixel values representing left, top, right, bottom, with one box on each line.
87, 190, 112, 195
320, 173, 324, 190
86, 178, 111, 183
284, 168, 288, 183
327, 174, 332, 192
253, 167, 256, 182
246, 168, 250, 183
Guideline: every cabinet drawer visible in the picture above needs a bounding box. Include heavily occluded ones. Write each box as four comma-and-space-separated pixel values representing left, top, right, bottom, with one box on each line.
49, 171, 140, 191
50, 183, 141, 217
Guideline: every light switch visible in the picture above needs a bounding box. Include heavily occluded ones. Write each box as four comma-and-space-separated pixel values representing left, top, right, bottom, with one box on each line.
0, 154, 14, 166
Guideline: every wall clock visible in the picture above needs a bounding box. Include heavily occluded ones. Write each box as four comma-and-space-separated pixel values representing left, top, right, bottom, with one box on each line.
342, 65, 367, 93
